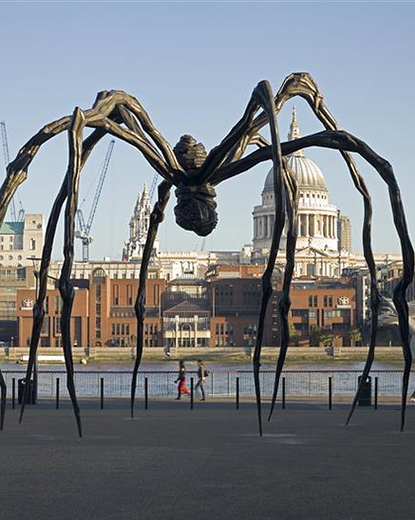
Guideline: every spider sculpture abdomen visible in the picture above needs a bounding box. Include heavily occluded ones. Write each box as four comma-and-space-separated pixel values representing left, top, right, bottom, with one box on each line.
173, 134, 218, 236
174, 183, 218, 236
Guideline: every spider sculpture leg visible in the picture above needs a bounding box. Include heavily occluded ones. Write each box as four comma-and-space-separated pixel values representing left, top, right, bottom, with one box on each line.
248, 83, 286, 437
19, 129, 107, 423
0, 90, 183, 430
281, 130, 414, 430
131, 180, 171, 418
267, 167, 299, 422
271, 75, 380, 425
215, 125, 413, 429
58, 107, 86, 437
199, 80, 303, 435
215, 72, 381, 426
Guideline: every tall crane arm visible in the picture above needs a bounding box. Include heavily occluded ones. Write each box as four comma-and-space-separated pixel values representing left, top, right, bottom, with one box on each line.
85, 139, 115, 234
0, 121, 17, 221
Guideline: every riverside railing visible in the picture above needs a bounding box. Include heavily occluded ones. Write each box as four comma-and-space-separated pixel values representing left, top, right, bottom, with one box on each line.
1, 370, 413, 400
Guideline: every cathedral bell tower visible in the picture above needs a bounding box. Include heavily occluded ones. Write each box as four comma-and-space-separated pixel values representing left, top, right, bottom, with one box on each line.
122, 183, 159, 261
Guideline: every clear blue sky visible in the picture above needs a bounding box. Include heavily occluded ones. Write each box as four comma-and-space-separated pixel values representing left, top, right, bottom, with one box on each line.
0, 1, 414, 260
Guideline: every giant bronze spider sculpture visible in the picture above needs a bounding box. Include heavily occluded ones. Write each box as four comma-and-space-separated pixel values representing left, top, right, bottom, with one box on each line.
0, 72, 413, 437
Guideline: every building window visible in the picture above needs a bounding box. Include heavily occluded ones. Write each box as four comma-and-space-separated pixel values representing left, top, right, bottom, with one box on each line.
45, 296, 49, 314
30, 239, 36, 250
127, 284, 133, 306
113, 284, 119, 306
53, 316, 61, 335
40, 337, 49, 347
41, 317, 50, 335
96, 284, 101, 302
54, 296, 61, 314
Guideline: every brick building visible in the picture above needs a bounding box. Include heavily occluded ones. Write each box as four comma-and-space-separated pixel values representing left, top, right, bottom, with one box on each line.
289, 279, 356, 346
17, 267, 357, 349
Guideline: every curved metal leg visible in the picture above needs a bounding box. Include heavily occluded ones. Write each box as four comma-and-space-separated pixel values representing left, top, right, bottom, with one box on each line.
19, 129, 107, 423
282, 129, 414, 430
249, 82, 286, 437
212, 73, 381, 427
268, 168, 298, 422
58, 107, 86, 437
131, 180, 171, 418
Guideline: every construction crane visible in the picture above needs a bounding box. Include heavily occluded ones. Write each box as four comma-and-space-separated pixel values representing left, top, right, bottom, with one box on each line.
1, 121, 24, 222
149, 172, 158, 201
75, 139, 115, 261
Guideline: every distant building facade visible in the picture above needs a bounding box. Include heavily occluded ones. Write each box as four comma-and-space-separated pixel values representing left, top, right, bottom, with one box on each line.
0, 214, 45, 343
17, 267, 357, 349
0, 214, 44, 268
337, 211, 352, 253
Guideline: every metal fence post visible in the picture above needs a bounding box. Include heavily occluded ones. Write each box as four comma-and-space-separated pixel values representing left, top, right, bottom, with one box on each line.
282, 377, 286, 410
12, 378, 15, 409
228, 372, 231, 396
56, 377, 60, 409
236, 376, 240, 409
374, 376, 378, 410
100, 377, 104, 409
328, 376, 332, 410
145, 377, 148, 410
190, 378, 194, 409
211, 372, 214, 396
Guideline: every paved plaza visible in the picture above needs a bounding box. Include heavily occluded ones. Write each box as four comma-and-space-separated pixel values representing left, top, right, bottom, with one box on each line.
1, 398, 415, 520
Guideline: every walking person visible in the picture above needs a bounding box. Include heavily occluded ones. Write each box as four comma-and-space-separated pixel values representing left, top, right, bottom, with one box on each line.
195, 360, 209, 401
174, 360, 190, 400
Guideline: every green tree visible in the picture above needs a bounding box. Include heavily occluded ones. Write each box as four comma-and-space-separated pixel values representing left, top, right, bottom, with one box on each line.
288, 323, 300, 345
348, 328, 362, 347
309, 326, 335, 347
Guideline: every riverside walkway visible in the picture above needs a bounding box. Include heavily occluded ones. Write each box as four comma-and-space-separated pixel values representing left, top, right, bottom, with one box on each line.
1, 399, 415, 520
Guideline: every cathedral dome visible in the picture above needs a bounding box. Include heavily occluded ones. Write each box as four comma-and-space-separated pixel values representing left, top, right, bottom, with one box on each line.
264, 154, 327, 191
263, 106, 327, 192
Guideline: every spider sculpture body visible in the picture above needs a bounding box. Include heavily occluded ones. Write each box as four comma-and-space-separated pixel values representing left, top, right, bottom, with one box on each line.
0, 73, 413, 437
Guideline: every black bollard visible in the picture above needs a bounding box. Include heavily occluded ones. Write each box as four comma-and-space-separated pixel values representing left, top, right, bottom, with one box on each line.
100, 377, 104, 410
374, 376, 378, 410
190, 377, 194, 409
328, 376, 332, 410
12, 378, 15, 409
282, 377, 286, 410
236, 376, 240, 409
145, 377, 148, 410
56, 378, 60, 409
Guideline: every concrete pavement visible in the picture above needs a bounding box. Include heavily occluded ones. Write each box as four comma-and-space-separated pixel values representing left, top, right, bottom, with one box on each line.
0, 399, 414, 520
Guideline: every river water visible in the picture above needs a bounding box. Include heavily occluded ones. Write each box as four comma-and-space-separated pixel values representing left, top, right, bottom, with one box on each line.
0, 360, 403, 372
